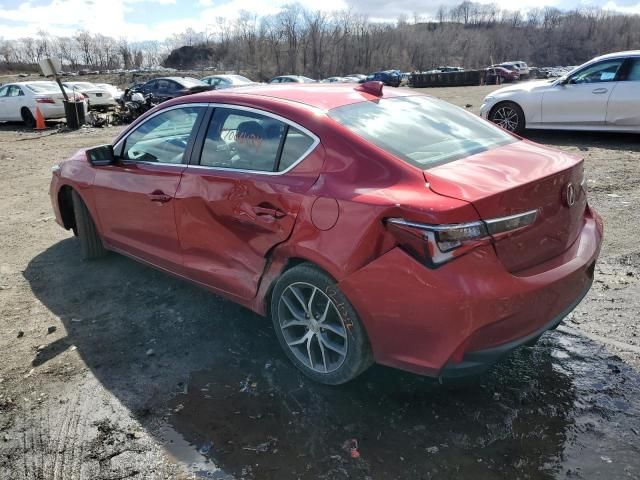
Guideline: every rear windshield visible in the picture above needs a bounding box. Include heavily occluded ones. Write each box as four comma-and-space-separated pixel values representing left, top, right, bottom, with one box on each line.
328, 96, 516, 169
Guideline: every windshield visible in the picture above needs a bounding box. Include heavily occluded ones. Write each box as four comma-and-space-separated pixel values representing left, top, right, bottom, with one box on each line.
328, 96, 516, 169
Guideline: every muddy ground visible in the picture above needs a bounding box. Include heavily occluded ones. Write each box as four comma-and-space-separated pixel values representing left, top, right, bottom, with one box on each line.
0, 84, 639, 480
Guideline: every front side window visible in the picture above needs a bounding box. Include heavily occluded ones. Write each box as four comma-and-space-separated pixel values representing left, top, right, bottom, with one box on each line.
569, 59, 624, 84
122, 106, 204, 164
329, 96, 516, 169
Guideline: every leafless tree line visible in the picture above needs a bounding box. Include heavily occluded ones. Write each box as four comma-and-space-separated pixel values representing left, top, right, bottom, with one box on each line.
1, 1, 639, 79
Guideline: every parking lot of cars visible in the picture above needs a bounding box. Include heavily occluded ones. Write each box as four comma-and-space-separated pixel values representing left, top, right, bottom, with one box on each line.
0, 79, 639, 479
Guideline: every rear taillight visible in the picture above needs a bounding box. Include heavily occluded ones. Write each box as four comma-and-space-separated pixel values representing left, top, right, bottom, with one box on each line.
386, 209, 537, 267
36, 97, 55, 104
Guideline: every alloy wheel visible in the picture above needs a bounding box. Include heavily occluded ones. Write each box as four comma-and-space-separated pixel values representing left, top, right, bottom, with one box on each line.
492, 106, 519, 131
277, 282, 348, 374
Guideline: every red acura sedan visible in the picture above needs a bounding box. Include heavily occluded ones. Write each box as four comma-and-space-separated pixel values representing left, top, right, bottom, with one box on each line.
49, 82, 603, 384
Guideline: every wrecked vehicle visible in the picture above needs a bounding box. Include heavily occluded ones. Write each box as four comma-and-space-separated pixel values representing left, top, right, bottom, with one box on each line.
113, 92, 161, 124
49, 81, 603, 385
129, 76, 212, 103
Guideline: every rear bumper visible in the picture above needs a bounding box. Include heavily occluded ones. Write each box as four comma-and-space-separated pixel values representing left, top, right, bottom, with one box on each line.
339, 208, 603, 377
438, 274, 592, 378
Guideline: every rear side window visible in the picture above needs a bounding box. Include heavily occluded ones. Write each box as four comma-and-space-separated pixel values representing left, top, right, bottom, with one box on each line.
329, 96, 515, 169
200, 108, 285, 171
199, 108, 316, 173
279, 127, 315, 171
623, 58, 640, 81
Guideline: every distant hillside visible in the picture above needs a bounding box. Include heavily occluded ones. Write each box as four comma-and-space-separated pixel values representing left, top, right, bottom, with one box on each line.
163, 45, 217, 70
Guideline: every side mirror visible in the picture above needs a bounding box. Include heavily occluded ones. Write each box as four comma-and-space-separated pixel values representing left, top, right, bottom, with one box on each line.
86, 144, 115, 166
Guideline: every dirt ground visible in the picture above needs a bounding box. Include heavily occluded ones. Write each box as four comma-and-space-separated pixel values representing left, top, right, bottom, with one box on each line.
1, 84, 639, 480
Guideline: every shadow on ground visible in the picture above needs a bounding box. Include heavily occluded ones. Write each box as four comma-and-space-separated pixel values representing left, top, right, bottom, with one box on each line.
23, 238, 640, 479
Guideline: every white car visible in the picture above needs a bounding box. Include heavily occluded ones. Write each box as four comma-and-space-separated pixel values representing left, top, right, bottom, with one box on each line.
95, 83, 124, 101
200, 74, 258, 89
62, 81, 118, 108
480, 51, 640, 134
0, 81, 87, 126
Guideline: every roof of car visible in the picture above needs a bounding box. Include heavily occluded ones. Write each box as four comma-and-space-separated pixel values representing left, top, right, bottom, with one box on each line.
185, 82, 416, 111
593, 50, 640, 61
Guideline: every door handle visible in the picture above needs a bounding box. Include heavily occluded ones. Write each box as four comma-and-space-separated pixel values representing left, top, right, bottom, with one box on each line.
592, 88, 608, 94
148, 191, 172, 203
252, 206, 286, 219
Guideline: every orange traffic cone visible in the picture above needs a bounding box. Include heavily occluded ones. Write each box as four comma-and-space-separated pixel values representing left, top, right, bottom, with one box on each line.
34, 107, 46, 130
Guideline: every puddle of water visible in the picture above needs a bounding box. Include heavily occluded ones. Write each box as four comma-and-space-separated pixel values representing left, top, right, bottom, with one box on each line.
161, 331, 640, 479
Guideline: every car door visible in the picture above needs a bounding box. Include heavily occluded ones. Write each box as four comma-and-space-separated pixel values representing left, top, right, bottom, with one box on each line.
141, 80, 156, 96
9, 85, 28, 115
175, 105, 322, 300
92, 104, 206, 271
0, 85, 10, 120
541, 58, 624, 126
606, 57, 640, 128
2, 85, 24, 121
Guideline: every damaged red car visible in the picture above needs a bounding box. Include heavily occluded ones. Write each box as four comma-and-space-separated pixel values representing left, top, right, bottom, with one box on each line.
49, 82, 603, 384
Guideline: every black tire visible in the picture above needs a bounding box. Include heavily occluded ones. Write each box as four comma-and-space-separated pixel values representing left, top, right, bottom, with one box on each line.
270, 263, 373, 385
489, 101, 525, 134
71, 190, 107, 260
21, 108, 35, 128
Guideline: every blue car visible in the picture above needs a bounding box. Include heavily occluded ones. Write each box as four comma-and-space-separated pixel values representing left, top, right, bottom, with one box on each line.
365, 70, 401, 87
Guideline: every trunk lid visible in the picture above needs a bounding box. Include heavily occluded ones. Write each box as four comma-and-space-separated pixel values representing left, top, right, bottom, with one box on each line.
425, 140, 586, 272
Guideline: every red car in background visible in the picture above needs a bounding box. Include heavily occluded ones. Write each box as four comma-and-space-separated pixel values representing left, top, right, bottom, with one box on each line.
49, 82, 602, 384
486, 66, 520, 84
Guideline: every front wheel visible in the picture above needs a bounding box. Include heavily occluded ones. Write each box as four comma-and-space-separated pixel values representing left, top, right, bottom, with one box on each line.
71, 190, 107, 260
270, 264, 373, 385
489, 101, 525, 134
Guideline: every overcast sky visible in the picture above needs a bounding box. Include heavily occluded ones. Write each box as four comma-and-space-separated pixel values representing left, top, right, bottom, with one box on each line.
0, 0, 639, 41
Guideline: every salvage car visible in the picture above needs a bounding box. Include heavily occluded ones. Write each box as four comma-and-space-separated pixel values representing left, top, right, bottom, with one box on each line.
62, 81, 119, 109
132, 77, 212, 102
485, 66, 520, 84
365, 70, 401, 87
50, 81, 603, 384
481, 50, 640, 133
0, 81, 87, 126
269, 75, 317, 84
201, 74, 258, 89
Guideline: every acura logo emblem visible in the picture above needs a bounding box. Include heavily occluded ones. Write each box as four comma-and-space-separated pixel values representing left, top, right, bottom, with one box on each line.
565, 182, 576, 207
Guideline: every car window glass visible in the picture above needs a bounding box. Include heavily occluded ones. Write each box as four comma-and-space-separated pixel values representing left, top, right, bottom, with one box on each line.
625, 58, 640, 81
200, 108, 285, 172
569, 60, 623, 84
123, 106, 204, 164
10, 86, 24, 97
167, 81, 181, 92
278, 127, 315, 171
329, 96, 515, 169
0, 86, 9, 97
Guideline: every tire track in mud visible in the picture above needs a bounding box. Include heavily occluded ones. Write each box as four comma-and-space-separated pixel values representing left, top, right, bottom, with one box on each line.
10, 391, 89, 480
